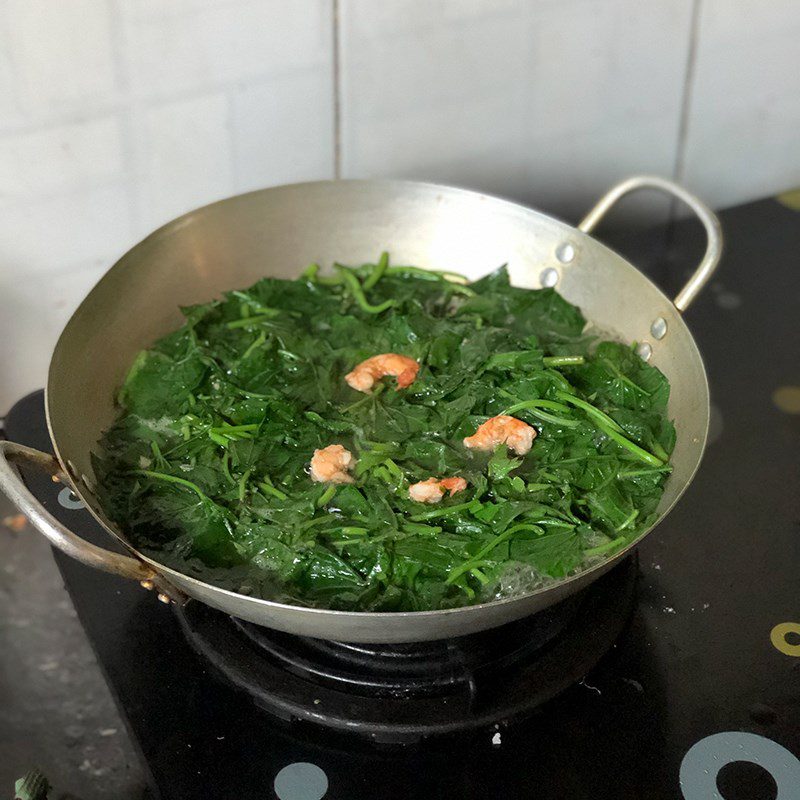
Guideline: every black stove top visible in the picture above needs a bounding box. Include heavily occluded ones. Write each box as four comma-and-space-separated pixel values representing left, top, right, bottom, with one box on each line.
175, 556, 636, 744
6, 196, 800, 799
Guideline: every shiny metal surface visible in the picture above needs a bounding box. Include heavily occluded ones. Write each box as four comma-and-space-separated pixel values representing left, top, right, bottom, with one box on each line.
0, 441, 183, 600
1, 177, 720, 642
578, 174, 724, 312
0, 441, 151, 580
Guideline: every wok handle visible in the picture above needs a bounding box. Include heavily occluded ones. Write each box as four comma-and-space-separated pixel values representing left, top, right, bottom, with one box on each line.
0, 440, 180, 602
578, 175, 723, 312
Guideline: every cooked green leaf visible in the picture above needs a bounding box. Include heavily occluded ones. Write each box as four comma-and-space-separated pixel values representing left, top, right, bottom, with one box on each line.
94, 262, 675, 611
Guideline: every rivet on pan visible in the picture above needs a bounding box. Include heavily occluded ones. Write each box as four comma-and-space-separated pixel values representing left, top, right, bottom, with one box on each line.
651, 317, 667, 340
140, 580, 154, 591
636, 342, 653, 361
540, 267, 559, 288
555, 242, 575, 264
157, 593, 171, 604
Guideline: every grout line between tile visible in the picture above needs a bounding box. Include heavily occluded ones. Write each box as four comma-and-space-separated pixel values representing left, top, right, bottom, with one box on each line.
660, 0, 705, 284
671, 0, 702, 204
332, 0, 342, 180
660, 0, 703, 279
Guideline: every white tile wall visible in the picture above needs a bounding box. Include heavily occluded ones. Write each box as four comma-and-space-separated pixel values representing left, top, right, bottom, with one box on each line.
231, 69, 335, 192
3, 0, 118, 122
119, 0, 331, 101
339, 0, 694, 221
0, 0, 335, 410
0, 261, 111, 415
680, 0, 800, 208
1, 0, 799, 411
133, 92, 235, 230
0, 116, 124, 201
0, 184, 132, 276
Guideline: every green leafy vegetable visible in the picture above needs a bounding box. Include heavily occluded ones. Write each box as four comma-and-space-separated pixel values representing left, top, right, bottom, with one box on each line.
94, 258, 675, 611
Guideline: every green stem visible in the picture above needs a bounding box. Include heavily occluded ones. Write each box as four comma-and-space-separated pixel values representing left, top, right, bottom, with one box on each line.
362, 251, 389, 290
554, 394, 664, 466
543, 355, 585, 367
595, 418, 664, 467
316, 484, 337, 507
584, 536, 626, 557
555, 390, 623, 432
237, 468, 251, 502
343, 381, 385, 412
301, 262, 320, 280
470, 568, 490, 585
226, 311, 281, 329
230, 290, 284, 316
340, 526, 368, 536
384, 266, 475, 295
401, 523, 443, 536
651, 440, 669, 462
446, 523, 540, 585
301, 515, 338, 530
617, 466, 672, 479
221, 452, 236, 486
600, 357, 650, 396
210, 424, 258, 434
532, 409, 580, 427
385, 265, 467, 281
336, 267, 395, 314
409, 499, 480, 522
616, 509, 639, 532
502, 398, 580, 428
504, 399, 573, 414
383, 458, 404, 483
258, 481, 288, 501
545, 368, 574, 392
240, 331, 266, 361
133, 470, 216, 505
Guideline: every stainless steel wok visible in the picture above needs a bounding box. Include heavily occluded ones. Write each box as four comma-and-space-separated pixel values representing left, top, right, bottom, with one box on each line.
0, 175, 721, 642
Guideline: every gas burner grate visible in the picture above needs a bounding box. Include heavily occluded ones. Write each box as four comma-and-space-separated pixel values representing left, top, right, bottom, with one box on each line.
176, 557, 637, 744
230, 593, 582, 699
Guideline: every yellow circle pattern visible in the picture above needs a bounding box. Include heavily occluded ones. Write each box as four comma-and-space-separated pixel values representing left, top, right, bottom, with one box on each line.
770, 622, 800, 656
772, 386, 800, 414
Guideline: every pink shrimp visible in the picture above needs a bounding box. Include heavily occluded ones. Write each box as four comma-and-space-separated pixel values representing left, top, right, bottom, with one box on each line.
309, 444, 356, 484
344, 353, 419, 393
408, 476, 468, 504
463, 415, 537, 456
